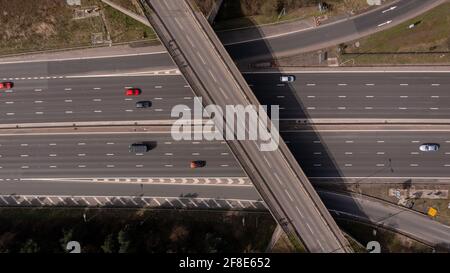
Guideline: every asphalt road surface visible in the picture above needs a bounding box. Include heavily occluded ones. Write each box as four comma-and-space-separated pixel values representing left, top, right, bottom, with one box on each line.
320, 191, 450, 249
284, 131, 450, 179
0, 133, 243, 179
3, 71, 450, 124
0, 75, 191, 123
0, 53, 173, 79
3, 131, 450, 180
246, 72, 450, 120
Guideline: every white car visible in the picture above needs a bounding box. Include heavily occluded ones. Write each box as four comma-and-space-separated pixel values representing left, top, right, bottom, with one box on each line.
419, 144, 440, 152
280, 75, 296, 83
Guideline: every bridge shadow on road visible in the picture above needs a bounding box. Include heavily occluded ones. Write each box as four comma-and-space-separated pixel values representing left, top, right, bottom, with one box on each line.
214, 8, 370, 249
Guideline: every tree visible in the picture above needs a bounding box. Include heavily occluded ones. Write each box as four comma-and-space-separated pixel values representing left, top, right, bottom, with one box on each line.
169, 225, 189, 242
117, 229, 131, 253
20, 239, 39, 253
101, 234, 118, 253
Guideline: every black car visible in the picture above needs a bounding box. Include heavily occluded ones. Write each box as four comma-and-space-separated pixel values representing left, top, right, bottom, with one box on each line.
135, 101, 152, 108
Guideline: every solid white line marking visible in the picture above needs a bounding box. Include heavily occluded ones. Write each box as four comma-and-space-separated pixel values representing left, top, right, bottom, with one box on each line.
378, 20, 392, 27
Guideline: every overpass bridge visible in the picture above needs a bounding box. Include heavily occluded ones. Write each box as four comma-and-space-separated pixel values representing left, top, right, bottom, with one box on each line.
139, 0, 352, 252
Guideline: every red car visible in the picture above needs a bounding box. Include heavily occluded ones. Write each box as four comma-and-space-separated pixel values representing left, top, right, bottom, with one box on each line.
0, 82, 13, 89
125, 88, 141, 96
190, 160, 206, 169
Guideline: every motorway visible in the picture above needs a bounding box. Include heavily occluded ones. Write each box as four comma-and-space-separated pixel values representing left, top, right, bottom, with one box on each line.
0, 75, 190, 123
3, 67, 450, 123
2, 130, 450, 181
224, 0, 444, 61
246, 72, 450, 120
284, 131, 450, 179
0, 0, 448, 251
0, 133, 242, 178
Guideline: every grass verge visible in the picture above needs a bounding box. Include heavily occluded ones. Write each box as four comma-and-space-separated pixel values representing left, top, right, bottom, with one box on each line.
214, 0, 379, 31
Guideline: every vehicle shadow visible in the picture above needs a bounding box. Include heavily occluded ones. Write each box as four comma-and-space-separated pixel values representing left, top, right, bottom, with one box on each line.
214, 7, 370, 249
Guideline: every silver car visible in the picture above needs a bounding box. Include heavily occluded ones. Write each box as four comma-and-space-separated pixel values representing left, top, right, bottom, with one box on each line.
419, 143, 440, 152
